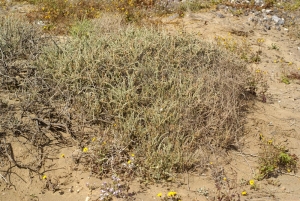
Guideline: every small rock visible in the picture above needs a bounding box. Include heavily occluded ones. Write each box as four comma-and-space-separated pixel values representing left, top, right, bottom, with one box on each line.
36, 21, 46, 26
264, 24, 271, 30
276, 26, 281, 31
265, 9, 272, 14
255, 0, 265, 6
216, 13, 225, 18
272, 15, 285, 25
254, 11, 261, 16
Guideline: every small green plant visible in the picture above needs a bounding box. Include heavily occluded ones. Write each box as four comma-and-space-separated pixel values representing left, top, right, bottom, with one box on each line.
268, 43, 279, 50
250, 52, 261, 63
281, 76, 290, 84
257, 134, 298, 180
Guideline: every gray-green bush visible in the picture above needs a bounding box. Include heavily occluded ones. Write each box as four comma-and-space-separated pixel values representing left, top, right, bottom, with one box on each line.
0, 15, 250, 180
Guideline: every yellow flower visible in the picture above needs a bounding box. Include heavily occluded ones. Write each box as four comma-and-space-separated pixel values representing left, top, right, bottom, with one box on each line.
167, 191, 177, 197
83, 147, 88, 152
223, 177, 227, 181
241, 191, 247, 196
267, 139, 273, 145
42, 175, 47, 180
127, 160, 131, 164
92, 137, 96, 142
157, 193, 162, 197
249, 180, 255, 186
288, 62, 293, 65
131, 153, 135, 157
287, 168, 291, 172
60, 154, 65, 158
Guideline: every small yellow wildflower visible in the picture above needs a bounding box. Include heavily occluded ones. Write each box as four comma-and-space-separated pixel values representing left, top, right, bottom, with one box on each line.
287, 168, 291, 172
267, 139, 273, 145
288, 62, 293, 65
259, 133, 264, 140
83, 147, 88, 152
61, 154, 65, 158
131, 153, 135, 157
157, 192, 162, 197
241, 191, 247, 196
223, 177, 227, 181
127, 160, 131, 164
167, 191, 177, 197
249, 180, 255, 186
42, 175, 47, 180
92, 137, 96, 142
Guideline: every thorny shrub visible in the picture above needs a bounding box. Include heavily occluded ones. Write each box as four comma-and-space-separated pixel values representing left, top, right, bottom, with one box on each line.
1, 15, 252, 181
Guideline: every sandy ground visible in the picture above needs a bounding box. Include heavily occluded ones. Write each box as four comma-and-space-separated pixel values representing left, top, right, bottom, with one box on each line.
1, 3, 300, 201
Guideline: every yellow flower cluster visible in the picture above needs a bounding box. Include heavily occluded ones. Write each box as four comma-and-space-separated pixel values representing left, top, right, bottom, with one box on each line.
167, 191, 177, 197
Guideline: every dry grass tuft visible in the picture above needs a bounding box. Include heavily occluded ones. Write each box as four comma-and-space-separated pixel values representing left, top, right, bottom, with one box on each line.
1, 15, 251, 181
